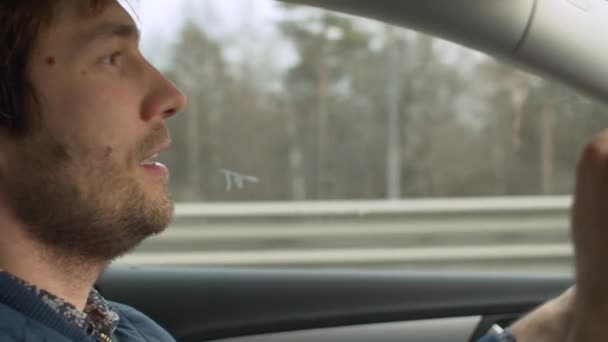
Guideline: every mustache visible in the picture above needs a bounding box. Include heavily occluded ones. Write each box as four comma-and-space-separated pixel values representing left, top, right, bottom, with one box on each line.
134, 124, 170, 160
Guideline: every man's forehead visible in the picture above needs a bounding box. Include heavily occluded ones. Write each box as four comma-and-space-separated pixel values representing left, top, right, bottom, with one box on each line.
117, 0, 141, 30
55, 0, 142, 54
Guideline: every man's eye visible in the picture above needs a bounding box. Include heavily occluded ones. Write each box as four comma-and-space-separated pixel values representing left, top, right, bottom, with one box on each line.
101, 51, 122, 66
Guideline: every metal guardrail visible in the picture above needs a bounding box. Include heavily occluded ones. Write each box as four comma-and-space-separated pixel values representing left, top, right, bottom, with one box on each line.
119, 196, 575, 273
173, 196, 571, 217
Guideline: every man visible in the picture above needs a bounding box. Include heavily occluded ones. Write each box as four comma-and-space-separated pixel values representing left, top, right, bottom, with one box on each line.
0, 0, 185, 341
0, 0, 600, 341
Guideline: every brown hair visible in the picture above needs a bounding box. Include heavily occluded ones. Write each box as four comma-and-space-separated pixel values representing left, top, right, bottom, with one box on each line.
0, 0, 112, 136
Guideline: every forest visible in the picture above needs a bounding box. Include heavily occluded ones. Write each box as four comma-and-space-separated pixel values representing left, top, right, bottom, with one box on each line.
153, 3, 608, 202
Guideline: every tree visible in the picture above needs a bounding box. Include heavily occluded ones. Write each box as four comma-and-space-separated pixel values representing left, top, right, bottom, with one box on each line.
164, 20, 229, 201
278, 9, 378, 199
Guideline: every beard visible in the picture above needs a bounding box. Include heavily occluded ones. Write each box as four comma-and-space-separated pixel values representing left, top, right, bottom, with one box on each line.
3, 125, 173, 263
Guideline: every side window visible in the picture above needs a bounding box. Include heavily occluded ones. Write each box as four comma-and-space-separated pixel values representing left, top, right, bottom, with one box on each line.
132, 0, 601, 273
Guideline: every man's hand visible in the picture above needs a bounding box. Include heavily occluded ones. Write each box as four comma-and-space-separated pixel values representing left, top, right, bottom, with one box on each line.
567, 131, 608, 341
509, 287, 575, 342
509, 131, 608, 342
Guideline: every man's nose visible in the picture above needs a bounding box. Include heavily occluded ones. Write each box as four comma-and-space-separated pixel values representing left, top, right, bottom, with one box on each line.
141, 65, 187, 122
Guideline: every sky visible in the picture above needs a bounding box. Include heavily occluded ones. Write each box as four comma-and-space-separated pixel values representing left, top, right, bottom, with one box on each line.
137, 1, 277, 50
138, 0, 278, 35
134, 0, 287, 70
129, 0, 487, 80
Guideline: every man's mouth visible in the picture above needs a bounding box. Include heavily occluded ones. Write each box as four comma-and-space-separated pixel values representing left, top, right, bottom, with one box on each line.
140, 153, 160, 166
139, 143, 170, 177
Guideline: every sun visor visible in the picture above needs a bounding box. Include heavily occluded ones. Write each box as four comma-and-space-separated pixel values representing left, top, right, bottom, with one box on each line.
514, 0, 608, 103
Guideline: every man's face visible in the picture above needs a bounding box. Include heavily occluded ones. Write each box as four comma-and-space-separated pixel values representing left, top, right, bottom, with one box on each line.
1, 1, 186, 262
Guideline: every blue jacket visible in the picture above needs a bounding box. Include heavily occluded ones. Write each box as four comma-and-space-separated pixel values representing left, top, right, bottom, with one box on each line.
0, 272, 175, 342
0, 270, 510, 342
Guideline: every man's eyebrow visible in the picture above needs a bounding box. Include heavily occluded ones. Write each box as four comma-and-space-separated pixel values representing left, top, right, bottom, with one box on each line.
73, 21, 141, 50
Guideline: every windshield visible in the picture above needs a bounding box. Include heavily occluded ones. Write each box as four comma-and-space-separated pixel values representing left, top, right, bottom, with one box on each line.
128, 0, 599, 274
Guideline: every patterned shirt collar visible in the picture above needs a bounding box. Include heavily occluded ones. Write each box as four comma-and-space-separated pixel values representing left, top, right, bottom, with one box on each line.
0, 270, 120, 338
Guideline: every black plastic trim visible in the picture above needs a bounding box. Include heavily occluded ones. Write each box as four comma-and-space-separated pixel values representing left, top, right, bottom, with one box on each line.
97, 267, 571, 342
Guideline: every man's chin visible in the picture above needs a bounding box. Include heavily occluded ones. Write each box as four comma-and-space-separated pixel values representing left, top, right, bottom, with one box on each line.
144, 189, 175, 235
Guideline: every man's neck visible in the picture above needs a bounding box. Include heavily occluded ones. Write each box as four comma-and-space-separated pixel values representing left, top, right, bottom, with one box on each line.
0, 220, 107, 310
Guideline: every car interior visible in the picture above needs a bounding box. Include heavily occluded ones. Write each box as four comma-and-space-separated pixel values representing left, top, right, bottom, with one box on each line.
94, 0, 608, 341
